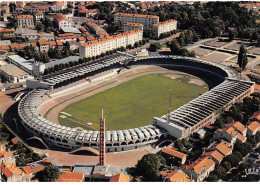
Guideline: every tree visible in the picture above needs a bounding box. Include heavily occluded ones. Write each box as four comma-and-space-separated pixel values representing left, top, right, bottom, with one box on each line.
35, 164, 60, 182
247, 137, 257, 147
215, 166, 226, 179
238, 163, 248, 173
222, 161, 231, 171
148, 43, 161, 52
170, 40, 181, 54
251, 31, 258, 41
229, 30, 238, 41
36, 23, 44, 32
174, 140, 184, 150
7, 17, 18, 29
233, 151, 243, 161
237, 43, 248, 70
224, 154, 240, 167
136, 154, 165, 181
206, 173, 219, 182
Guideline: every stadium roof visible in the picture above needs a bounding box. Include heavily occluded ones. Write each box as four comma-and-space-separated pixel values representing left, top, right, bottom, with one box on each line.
45, 56, 81, 69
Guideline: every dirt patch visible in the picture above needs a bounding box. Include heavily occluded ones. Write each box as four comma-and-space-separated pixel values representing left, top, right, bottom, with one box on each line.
189, 78, 205, 86
202, 51, 231, 63
248, 47, 260, 55
189, 46, 213, 56
163, 73, 184, 79
204, 40, 229, 48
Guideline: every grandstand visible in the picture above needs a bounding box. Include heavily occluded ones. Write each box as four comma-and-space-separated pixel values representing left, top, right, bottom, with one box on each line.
18, 55, 255, 152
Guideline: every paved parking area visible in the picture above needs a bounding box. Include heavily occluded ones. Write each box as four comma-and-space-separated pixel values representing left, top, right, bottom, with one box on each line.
33, 146, 161, 167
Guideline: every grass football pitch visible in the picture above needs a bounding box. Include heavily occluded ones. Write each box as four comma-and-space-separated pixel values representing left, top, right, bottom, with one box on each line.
58, 74, 208, 130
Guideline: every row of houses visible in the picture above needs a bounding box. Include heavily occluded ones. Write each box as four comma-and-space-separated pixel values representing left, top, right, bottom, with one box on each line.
85, 22, 110, 39
19, 1, 67, 13
159, 112, 260, 182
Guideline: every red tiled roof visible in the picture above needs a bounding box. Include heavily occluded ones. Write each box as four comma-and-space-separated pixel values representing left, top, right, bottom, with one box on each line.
114, 12, 159, 19
249, 112, 260, 121
182, 156, 215, 174
110, 173, 130, 182
38, 39, 48, 45
153, 19, 177, 27
56, 171, 84, 182
248, 121, 260, 132
0, 28, 15, 33
204, 150, 224, 163
0, 151, 13, 158
161, 147, 186, 159
204, 124, 214, 129
124, 22, 143, 27
56, 40, 63, 46
35, 10, 44, 15
11, 137, 19, 145
52, 1, 63, 6
165, 170, 192, 182
17, 15, 33, 19
78, 37, 85, 41
237, 133, 246, 142
54, 13, 66, 23
24, 5, 49, 9
226, 122, 246, 133
215, 140, 232, 156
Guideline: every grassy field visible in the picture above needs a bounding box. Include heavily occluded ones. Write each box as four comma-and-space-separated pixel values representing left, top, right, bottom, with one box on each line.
58, 74, 208, 130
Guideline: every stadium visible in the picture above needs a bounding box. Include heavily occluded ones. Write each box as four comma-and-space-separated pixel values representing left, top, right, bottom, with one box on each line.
18, 54, 255, 153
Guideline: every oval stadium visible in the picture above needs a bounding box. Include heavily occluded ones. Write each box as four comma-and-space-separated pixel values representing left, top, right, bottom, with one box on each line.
18, 54, 255, 153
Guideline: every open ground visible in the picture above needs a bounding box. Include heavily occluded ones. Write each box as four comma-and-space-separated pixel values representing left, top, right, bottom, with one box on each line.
58, 73, 208, 130
39, 65, 208, 131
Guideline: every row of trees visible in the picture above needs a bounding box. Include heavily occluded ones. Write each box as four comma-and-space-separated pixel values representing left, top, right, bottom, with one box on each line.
44, 39, 149, 75
214, 93, 260, 129
144, 29, 178, 40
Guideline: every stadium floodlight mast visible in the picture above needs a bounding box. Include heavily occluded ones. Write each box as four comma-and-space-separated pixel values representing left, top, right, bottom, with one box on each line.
167, 89, 173, 124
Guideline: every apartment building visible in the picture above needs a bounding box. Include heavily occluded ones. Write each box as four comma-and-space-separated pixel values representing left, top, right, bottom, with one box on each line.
124, 22, 143, 32
24, 5, 49, 13
114, 13, 159, 29
17, 15, 34, 28
153, 19, 177, 37
34, 10, 44, 21
0, 29, 15, 38
79, 29, 143, 58
53, 13, 74, 29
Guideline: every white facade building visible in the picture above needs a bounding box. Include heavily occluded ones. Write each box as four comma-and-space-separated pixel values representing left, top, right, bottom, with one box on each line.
79, 29, 143, 58
17, 15, 34, 28
114, 13, 159, 29
53, 13, 74, 29
124, 22, 143, 32
153, 19, 177, 37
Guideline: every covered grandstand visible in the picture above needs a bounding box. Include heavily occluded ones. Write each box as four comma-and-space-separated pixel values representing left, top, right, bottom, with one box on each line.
18, 55, 255, 152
